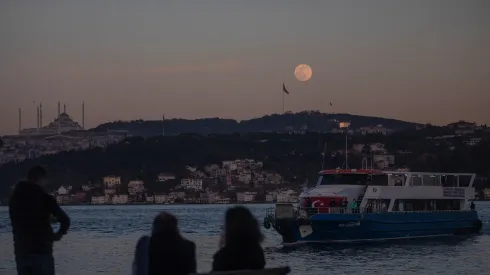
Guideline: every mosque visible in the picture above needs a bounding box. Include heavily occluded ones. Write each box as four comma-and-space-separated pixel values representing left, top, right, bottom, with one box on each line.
18, 102, 85, 136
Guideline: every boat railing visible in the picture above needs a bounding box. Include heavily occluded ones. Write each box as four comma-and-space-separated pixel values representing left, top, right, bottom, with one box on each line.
296, 206, 474, 216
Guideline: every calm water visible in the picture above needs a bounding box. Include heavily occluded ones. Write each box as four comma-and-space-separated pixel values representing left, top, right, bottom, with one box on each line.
1, 203, 489, 275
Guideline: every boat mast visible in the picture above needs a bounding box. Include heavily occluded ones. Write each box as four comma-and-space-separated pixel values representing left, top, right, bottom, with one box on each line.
321, 141, 327, 170
345, 135, 349, 169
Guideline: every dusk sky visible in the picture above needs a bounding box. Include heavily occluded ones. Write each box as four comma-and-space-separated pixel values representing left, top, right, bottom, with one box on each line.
1, 1, 489, 135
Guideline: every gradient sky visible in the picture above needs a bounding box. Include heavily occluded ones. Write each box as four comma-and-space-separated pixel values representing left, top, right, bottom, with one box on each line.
1, 1, 489, 135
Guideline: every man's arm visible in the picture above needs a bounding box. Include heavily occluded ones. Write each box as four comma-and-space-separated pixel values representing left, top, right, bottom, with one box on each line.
44, 194, 70, 236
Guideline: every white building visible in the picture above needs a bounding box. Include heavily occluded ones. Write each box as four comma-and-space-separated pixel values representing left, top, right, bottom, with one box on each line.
464, 138, 482, 146
373, 154, 395, 169
154, 194, 168, 204
483, 188, 490, 200
222, 161, 238, 171
265, 193, 276, 202
146, 195, 155, 203
157, 173, 176, 182
57, 186, 70, 195
276, 190, 298, 203
91, 196, 106, 204
128, 180, 145, 195
360, 124, 390, 135
236, 192, 257, 203
238, 171, 252, 184
103, 176, 121, 189
181, 179, 203, 190
104, 188, 117, 195
112, 195, 129, 204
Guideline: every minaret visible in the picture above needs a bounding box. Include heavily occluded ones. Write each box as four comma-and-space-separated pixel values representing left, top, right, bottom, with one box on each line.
18, 108, 22, 134
39, 103, 43, 128
63, 104, 66, 114
57, 102, 61, 134
82, 102, 85, 130
36, 106, 40, 132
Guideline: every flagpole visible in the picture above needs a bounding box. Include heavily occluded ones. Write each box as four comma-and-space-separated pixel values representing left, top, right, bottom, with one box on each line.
282, 89, 285, 114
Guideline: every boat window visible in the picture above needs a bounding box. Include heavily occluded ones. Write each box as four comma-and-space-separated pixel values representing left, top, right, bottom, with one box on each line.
393, 199, 462, 211
371, 175, 388, 186
366, 199, 390, 212
319, 174, 378, 185
441, 175, 457, 187
458, 175, 471, 187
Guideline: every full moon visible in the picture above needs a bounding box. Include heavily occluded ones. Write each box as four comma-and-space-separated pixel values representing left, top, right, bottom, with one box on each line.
294, 64, 312, 82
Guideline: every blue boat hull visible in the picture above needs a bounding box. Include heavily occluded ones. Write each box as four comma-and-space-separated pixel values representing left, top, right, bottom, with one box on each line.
273, 211, 483, 244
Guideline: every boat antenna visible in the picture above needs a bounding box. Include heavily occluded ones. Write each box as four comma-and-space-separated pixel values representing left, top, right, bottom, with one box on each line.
344, 135, 349, 169
321, 141, 327, 170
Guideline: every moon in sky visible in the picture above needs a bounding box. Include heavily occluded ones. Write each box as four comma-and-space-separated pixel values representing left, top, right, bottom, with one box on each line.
294, 64, 312, 82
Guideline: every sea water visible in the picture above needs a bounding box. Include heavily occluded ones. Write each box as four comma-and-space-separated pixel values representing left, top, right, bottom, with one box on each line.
1, 203, 489, 275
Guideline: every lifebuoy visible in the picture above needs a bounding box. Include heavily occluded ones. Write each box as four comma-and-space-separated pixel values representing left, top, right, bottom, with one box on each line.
373, 188, 377, 192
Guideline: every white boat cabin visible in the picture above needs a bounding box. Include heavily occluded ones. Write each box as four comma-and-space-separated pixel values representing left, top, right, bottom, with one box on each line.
299, 169, 476, 213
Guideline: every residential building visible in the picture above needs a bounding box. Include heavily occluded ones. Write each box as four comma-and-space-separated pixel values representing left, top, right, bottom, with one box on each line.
181, 179, 203, 190
103, 176, 121, 189
154, 194, 168, 204
265, 193, 276, 202
157, 173, 176, 182
236, 191, 257, 203
238, 171, 252, 184
276, 190, 298, 203
146, 194, 155, 203
483, 188, 490, 200
464, 138, 482, 146
370, 143, 387, 154
57, 186, 70, 195
112, 195, 129, 204
373, 154, 395, 169
128, 180, 145, 195
91, 196, 106, 204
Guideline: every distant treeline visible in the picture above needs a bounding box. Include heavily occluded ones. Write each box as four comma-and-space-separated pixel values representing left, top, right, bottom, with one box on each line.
91, 111, 420, 136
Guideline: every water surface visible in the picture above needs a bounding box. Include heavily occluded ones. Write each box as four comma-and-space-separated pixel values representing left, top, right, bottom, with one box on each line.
1, 203, 489, 275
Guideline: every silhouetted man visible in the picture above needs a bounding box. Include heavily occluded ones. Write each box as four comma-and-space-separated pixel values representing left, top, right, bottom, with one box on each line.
9, 166, 71, 275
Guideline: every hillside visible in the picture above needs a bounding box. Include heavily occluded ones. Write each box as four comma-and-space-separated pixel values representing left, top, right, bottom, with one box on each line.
1, 131, 489, 200
91, 111, 420, 136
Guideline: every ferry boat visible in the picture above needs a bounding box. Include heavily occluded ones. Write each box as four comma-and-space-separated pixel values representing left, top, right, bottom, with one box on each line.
263, 169, 483, 244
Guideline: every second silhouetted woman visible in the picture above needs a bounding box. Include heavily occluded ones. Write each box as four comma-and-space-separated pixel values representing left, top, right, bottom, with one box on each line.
212, 206, 266, 271
146, 212, 197, 275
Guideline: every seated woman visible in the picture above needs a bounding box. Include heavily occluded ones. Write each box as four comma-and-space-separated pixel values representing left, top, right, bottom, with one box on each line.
132, 212, 196, 275
212, 206, 266, 271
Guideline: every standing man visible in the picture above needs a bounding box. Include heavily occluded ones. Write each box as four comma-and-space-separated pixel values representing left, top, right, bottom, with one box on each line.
9, 166, 71, 275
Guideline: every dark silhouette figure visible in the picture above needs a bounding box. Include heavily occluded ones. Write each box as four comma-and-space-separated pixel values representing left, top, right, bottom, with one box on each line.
9, 166, 70, 275
212, 206, 266, 271
133, 212, 196, 275
330, 198, 336, 207
470, 201, 475, 211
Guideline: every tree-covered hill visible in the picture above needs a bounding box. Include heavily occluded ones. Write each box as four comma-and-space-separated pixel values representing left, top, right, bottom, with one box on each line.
91, 111, 420, 136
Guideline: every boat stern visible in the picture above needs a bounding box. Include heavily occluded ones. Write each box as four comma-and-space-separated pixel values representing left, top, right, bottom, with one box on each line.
264, 203, 304, 244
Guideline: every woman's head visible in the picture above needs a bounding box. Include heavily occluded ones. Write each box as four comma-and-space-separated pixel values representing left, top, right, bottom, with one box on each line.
152, 212, 180, 237
224, 206, 263, 245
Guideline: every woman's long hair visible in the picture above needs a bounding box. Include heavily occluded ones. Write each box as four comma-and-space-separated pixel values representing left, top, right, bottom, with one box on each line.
223, 206, 263, 246
148, 212, 183, 275
151, 212, 181, 240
